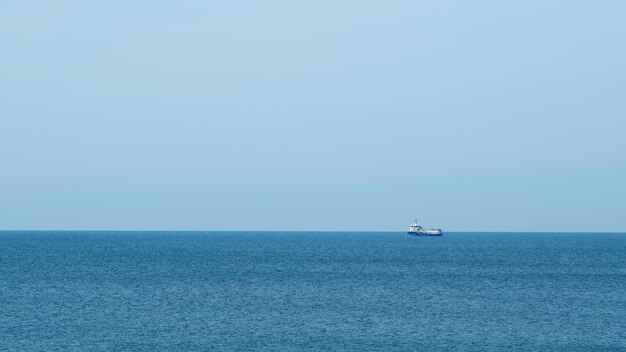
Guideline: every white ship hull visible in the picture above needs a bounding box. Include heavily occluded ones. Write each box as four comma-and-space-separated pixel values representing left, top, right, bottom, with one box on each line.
406, 229, 443, 236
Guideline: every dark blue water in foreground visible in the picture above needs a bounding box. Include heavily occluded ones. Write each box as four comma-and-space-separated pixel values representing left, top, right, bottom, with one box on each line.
1, 232, 625, 351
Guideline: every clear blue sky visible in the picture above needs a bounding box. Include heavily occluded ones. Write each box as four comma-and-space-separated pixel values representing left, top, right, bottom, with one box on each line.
1, 1, 625, 231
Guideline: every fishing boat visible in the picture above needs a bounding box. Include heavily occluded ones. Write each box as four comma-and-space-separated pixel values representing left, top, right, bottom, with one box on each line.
407, 220, 443, 236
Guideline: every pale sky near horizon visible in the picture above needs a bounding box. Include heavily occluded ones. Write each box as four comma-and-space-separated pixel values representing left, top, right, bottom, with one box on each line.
1, 1, 625, 231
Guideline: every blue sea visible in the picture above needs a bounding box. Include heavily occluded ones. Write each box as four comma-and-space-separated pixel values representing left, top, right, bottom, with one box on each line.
1, 231, 625, 351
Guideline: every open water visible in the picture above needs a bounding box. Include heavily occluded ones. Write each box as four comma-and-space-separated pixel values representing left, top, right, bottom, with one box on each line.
1, 231, 625, 351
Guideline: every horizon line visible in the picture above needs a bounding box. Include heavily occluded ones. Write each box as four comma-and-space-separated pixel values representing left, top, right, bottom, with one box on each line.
0, 229, 625, 234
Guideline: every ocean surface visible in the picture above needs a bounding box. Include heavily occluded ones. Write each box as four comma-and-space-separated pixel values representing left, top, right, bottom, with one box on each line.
1, 231, 625, 351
